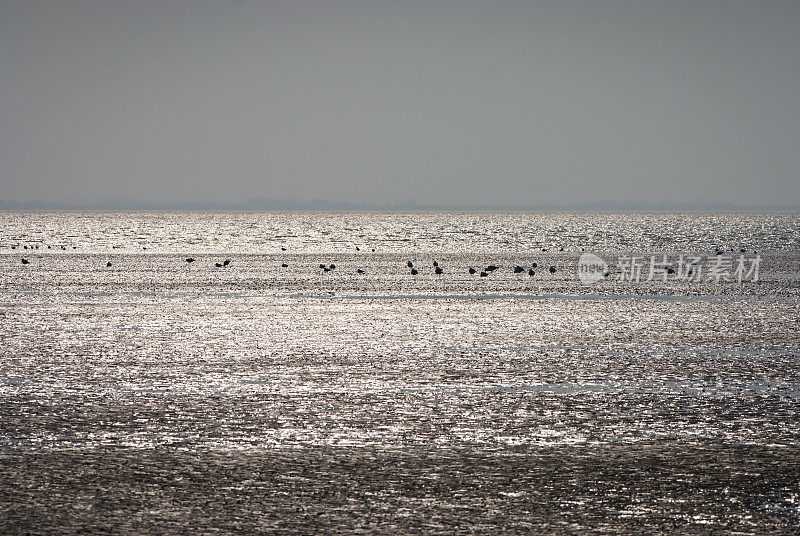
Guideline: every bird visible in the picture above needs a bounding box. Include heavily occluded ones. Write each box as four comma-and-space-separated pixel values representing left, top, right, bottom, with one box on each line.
323, 267, 330, 272
513, 266, 524, 273
319, 264, 326, 269
485, 265, 498, 272
106, 261, 112, 267
559, 247, 564, 251
549, 266, 556, 274
468, 267, 476, 274
215, 263, 223, 268
281, 247, 287, 251
281, 263, 288, 267
410, 268, 418, 275
433, 261, 439, 267
356, 269, 365, 274
21, 258, 29, 264
435, 267, 443, 275
355, 246, 360, 251
407, 261, 413, 268
480, 271, 488, 277
186, 258, 195, 263
329, 264, 335, 270
223, 259, 231, 266
531, 262, 538, 268
528, 268, 535, 276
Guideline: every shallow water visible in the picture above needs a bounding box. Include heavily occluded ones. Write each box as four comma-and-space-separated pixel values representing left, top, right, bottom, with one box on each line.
1, 211, 799, 534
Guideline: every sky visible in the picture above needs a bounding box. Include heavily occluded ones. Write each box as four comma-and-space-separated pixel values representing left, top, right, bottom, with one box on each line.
1, 0, 799, 206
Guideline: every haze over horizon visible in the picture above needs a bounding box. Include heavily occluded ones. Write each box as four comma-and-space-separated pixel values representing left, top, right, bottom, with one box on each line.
2, 1, 799, 207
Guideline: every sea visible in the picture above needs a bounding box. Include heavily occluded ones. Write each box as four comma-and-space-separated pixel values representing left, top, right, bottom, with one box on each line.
1, 211, 799, 534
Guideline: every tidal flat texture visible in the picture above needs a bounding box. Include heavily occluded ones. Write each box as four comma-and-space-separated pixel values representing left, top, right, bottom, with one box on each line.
1, 211, 799, 534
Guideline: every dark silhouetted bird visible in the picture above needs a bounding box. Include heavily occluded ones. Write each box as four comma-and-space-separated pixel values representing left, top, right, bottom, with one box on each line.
329, 264, 335, 270
480, 271, 488, 277
528, 268, 535, 276
186, 258, 195, 263
223, 259, 231, 266
356, 269, 365, 274
435, 267, 443, 274
433, 261, 438, 267
549, 266, 556, 274
281, 263, 288, 267
531, 262, 537, 268
215, 263, 223, 268
281, 247, 287, 251
410, 268, 418, 275
106, 261, 112, 267
513, 266, 524, 273
21, 258, 29, 264
319, 264, 326, 269
407, 261, 413, 268
468, 267, 476, 274
355, 246, 360, 251
485, 265, 498, 272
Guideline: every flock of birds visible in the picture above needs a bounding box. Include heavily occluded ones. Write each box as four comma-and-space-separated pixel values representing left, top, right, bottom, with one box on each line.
9, 242, 755, 276
400, 259, 552, 277
13, 244, 559, 277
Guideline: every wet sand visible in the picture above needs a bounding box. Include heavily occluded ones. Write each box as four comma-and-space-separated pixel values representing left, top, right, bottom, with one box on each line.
2, 211, 799, 534
2, 442, 799, 534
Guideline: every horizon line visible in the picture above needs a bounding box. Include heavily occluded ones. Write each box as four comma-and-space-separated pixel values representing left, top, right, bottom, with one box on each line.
1, 198, 799, 212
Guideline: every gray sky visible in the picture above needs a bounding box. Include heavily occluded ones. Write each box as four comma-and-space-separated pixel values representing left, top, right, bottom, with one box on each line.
1, 0, 799, 206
